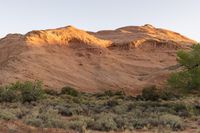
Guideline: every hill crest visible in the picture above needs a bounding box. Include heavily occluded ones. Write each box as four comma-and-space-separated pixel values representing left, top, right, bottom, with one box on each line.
25, 26, 112, 48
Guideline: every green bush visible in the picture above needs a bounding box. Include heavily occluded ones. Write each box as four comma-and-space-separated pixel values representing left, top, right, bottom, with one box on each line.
94, 90, 125, 98
61, 86, 79, 97
160, 114, 184, 131
114, 112, 160, 130
103, 90, 114, 97
139, 85, 178, 101
168, 71, 192, 93
131, 118, 148, 129
66, 116, 93, 133
113, 104, 128, 114
170, 103, 190, 117
0, 87, 17, 102
105, 90, 125, 97
57, 106, 73, 116
168, 44, 200, 93
0, 81, 22, 103
69, 104, 84, 115
44, 89, 59, 96
116, 111, 184, 131
25, 118, 43, 127
88, 113, 117, 131
0, 81, 44, 103
8, 81, 24, 91
0, 109, 16, 120
15, 107, 30, 119
140, 85, 160, 101
113, 115, 129, 129
24, 108, 66, 129
159, 89, 179, 100
67, 120, 86, 133
106, 99, 119, 107
20, 81, 44, 103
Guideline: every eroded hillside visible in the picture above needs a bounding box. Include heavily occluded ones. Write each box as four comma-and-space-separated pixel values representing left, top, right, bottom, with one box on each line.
0, 25, 196, 94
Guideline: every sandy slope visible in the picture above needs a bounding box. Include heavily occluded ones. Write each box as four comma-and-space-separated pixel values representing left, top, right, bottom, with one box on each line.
0, 25, 196, 94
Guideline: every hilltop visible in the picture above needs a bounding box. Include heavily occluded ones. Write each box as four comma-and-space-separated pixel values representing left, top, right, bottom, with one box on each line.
25, 26, 112, 47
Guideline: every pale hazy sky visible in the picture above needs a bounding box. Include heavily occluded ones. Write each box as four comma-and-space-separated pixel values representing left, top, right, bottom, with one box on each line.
0, 0, 199, 41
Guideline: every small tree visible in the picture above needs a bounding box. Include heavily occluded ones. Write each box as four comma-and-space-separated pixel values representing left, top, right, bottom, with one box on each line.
168, 44, 200, 92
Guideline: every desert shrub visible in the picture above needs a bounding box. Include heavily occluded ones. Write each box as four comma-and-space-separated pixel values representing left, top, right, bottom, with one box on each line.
133, 114, 159, 129
111, 101, 188, 130
20, 81, 44, 103
94, 90, 125, 99
140, 85, 160, 101
0, 109, 16, 120
160, 114, 184, 131
105, 90, 125, 97
44, 89, 59, 96
61, 86, 79, 97
72, 97, 84, 104
115, 90, 125, 96
55, 103, 84, 116
57, 105, 73, 116
106, 99, 119, 107
26, 116, 66, 129
103, 90, 114, 97
86, 103, 108, 114
120, 111, 184, 130
172, 103, 187, 113
170, 103, 191, 117
131, 118, 148, 129
191, 103, 200, 116
15, 107, 30, 119
113, 115, 129, 129
0, 87, 17, 102
113, 104, 128, 114
0, 81, 45, 103
67, 116, 93, 133
8, 81, 24, 91
88, 113, 117, 131
67, 120, 86, 133
159, 89, 180, 100
114, 112, 160, 130
43, 116, 66, 129
24, 108, 66, 129
40, 96, 65, 107
69, 104, 84, 115
25, 118, 43, 127
139, 85, 178, 101
143, 117, 161, 128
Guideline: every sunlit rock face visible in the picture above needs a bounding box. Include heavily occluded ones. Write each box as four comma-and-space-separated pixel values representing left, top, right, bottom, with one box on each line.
25, 26, 112, 47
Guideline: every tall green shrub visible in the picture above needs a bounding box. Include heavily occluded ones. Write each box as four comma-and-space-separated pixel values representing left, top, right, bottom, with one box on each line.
0, 87, 17, 102
168, 44, 200, 92
20, 80, 44, 103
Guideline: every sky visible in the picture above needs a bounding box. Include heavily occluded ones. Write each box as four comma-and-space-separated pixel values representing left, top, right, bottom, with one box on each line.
0, 0, 199, 41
